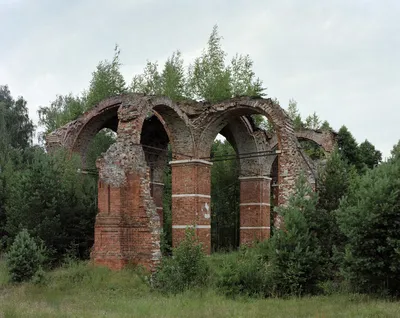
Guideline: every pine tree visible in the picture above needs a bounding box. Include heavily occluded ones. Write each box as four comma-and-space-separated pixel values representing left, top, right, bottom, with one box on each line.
337, 126, 362, 171
6, 229, 45, 282
337, 152, 400, 295
359, 139, 382, 169
85, 45, 127, 109
286, 99, 303, 130
267, 173, 321, 296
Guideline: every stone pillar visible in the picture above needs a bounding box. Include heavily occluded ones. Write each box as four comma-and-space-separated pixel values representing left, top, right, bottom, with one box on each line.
92, 170, 160, 271
170, 159, 212, 254
93, 179, 125, 270
239, 176, 271, 245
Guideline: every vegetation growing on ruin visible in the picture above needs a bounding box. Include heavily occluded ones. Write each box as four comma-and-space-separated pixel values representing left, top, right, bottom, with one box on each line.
0, 26, 398, 317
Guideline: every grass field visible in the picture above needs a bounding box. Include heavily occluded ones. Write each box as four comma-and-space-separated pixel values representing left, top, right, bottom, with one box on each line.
0, 260, 399, 318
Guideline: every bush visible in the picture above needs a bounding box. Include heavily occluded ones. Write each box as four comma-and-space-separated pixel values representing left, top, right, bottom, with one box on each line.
216, 244, 269, 297
4, 149, 97, 263
6, 229, 45, 282
337, 152, 400, 296
267, 174, 322, 296
152, 228, 210, 293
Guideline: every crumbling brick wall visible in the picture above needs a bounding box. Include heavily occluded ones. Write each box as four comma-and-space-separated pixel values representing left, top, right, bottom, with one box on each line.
46, 94, 335, 270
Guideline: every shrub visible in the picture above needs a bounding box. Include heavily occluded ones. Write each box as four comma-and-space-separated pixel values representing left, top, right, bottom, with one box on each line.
216, 244, 269, 297
152, 228, 210, 293
337, 152, 400, 296
6, 229, 45, 282
267, 174, 321, 296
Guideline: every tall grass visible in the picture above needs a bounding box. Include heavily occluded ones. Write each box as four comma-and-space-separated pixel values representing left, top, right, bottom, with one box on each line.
0, 258, 399, 318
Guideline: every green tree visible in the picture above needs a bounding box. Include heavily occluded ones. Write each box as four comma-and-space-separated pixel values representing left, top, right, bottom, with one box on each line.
304, 112, 321, 130
337, 126, 362, 171
38, 94, 86, 136
0, 85, 34, 149
359, 139, 382, 169
5, 149, 97, 261
286, 99, 303, 130
152, 228, 210, 293
85, 45, 127, 109
187, 25, 232, 102
390, 140, 400, 161
313, 148, 350, 276
0, 86, 35, 247
230, 53, 264, 97
161, 51, 186, 100
131, 25, 265, 103
320, 120, 332, 131
6, 229, 45, 282
268, 173, 321, 296
337, 152, 400, 295
131, 61, 162, 95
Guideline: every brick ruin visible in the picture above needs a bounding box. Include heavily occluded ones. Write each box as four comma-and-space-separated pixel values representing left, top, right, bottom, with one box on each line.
46, 94, 336, 270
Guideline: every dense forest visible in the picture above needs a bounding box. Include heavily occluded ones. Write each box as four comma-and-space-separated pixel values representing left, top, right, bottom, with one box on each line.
1, 26, 399, 298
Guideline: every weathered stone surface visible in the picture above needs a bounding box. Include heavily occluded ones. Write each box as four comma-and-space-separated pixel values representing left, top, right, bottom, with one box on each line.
46, 94, 336, 270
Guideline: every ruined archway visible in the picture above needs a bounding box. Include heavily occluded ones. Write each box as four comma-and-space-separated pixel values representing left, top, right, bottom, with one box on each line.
46, 94, 316, 270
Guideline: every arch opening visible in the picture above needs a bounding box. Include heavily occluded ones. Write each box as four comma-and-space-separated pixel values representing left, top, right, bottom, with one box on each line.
71, 101, 121, 168
205, 114, 274, 250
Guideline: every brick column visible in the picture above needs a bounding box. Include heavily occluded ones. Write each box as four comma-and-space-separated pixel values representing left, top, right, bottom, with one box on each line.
93, 179, 125, 270
92, 171, 160, 271
170, 159, 212, 254
239, 176, 271, 245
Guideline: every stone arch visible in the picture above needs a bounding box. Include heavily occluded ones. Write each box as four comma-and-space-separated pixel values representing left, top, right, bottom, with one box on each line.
93, 94, 197, 269
219, 116, 271, 177
194, 97, 303, 206
268, 128, 336, 153
70, 96, 125, 167
217, 116, 274, 245
47, 94, 322, 270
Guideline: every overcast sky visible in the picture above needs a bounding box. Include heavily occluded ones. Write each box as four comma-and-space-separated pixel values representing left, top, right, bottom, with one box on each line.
0, 0, 399, 157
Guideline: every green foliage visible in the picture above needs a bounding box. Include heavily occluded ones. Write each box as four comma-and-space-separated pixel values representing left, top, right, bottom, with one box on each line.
390, 140, 400, 161
85, 129, 116, 170
359, 139, 382, 169
187, 25, 232, 102
216, 245, 269, 297
313, 149, 350, 276
337, 155, 400, 296
286, 99, 303, 130
300, 140, 326, 160
161, 51, 186, 100
269, 174, 321, 296
131, 25, 265, 102
38, 94, 86, 136
230, 54, 264, 97
216, 175, 323, 298
4, 149, 97, 261
152, 228, 210, 293
337, 126, 362, 171
6, 229, 45, 282
211, 140, 239, 251
131, 61, 162, 95
320, 120, 332, 130
85, 45, 127, 109
318, 148, 350, 212
0, 85, 34, 150
304, 112, 321, 130
132, 51, 187, 101
0, 87, 35, 248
